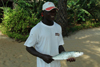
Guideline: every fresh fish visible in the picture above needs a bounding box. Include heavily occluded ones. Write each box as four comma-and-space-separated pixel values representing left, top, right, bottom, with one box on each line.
52, 51, 84, 60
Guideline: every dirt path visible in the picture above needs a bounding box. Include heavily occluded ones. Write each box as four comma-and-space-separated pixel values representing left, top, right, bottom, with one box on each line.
0, 27, 100, 67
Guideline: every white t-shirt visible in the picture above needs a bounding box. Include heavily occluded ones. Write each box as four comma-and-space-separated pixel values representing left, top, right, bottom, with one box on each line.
24, 21, 64, 67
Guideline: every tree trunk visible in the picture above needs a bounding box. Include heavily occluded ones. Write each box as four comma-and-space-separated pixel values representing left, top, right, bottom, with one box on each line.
56, 0, 68, 37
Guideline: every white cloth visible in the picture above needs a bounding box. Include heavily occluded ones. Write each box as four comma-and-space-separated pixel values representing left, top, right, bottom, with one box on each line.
24, 21, 64, 67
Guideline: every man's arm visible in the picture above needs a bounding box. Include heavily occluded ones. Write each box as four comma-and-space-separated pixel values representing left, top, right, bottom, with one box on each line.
26, 47, 53, 63
59, 45, 75, 62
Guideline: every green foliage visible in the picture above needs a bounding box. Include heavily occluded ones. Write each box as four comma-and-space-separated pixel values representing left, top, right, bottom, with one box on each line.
1, 0, 100, 41
67, 0, 100, 24
0, 0, 58, 41
67, 0, 100, 34
67, 0, 91, 23
1, 6, 38, 41
13, 0, 58, 19
13, 0, 43, 19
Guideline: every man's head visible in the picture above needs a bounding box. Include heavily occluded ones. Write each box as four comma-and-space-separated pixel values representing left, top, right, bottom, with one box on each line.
42, 2, 58, 21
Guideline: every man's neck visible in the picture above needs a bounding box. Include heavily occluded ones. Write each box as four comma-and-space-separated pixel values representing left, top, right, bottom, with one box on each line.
42, 19, 54, 26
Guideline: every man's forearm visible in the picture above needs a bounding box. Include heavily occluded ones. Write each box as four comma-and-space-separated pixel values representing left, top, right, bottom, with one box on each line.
59, 45, 65, 53
26, 46, 54, 63
26, 47, 44, 58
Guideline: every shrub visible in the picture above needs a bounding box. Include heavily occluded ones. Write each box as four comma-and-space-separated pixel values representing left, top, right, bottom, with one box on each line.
1, 6, 39, 41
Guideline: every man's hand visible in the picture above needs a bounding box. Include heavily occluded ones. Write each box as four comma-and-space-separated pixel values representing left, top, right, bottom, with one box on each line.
67, 58, 75, 62
41, 54, 54, 64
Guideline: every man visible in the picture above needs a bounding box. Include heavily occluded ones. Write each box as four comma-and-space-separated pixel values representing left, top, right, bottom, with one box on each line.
24, 1, 75, 67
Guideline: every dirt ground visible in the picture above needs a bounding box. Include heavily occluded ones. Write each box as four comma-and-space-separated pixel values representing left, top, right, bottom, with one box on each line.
0, 27, 100, 67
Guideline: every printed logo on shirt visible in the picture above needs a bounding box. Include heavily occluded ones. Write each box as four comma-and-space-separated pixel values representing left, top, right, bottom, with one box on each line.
55, 33, 60, 36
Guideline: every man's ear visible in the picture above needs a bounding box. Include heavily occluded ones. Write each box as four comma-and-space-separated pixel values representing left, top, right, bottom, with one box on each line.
41, 11, 44, 17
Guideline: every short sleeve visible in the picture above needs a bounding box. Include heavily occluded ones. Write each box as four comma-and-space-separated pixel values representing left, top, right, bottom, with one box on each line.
58, 26, 64, 45
24, 27, 38, 47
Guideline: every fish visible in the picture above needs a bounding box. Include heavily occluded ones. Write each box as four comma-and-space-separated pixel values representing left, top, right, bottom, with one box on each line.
52, 51, 84, 60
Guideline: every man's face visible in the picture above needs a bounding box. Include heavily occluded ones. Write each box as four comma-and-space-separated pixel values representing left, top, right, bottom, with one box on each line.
43, 9, 57, 21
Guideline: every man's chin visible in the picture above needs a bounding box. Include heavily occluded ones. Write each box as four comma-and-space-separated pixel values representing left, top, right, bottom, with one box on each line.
47, 18, 54, 21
